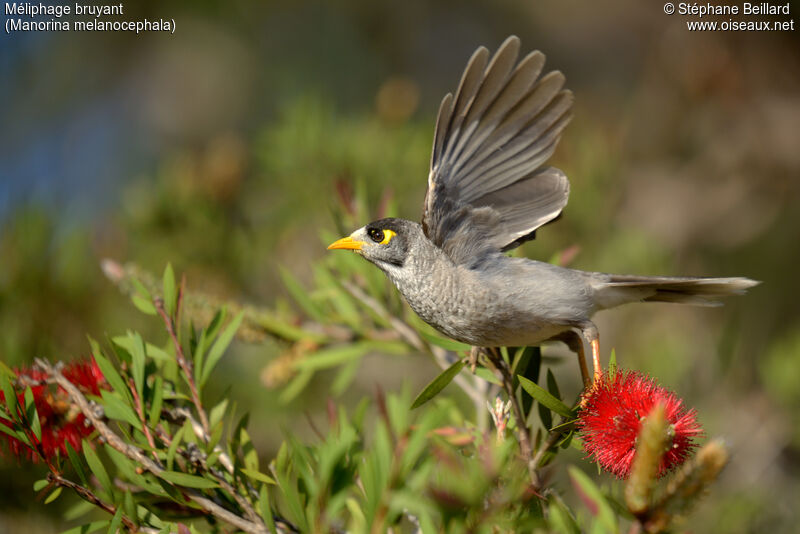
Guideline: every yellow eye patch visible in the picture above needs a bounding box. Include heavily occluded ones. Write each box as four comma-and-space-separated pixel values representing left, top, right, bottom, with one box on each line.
379, 229, 396, 245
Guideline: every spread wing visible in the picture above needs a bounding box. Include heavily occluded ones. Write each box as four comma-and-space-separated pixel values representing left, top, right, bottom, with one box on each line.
422, 36, 572, 266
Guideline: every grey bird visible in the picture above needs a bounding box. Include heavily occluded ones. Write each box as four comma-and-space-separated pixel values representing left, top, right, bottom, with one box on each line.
328, 36, 758, 383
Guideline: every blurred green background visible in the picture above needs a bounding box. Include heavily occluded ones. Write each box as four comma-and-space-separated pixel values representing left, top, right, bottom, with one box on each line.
1, 0, 799, 532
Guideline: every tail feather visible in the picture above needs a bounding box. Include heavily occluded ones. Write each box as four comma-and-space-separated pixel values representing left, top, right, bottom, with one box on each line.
593, 275, 760, 309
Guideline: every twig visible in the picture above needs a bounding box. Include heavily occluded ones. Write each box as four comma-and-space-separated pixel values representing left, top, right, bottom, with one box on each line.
128, 377, 161, 464
486, 348, 533, 467
154, 297, 210, 435
47, 473, 158, 533
36, 359, 268, 534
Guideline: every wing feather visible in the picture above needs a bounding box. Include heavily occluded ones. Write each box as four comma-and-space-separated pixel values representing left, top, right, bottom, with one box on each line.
422, 36, 572, 264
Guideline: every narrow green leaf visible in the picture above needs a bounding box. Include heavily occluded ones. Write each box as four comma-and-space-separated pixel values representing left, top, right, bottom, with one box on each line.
474, 367, 502, 385
518, 376, 573, 418
33, 479, 49, 491
279, 369, 313, 404
259, 485, 278, 534
148, 376, 164, 427
241, 428, 258, 472
208, 399, 229, 429
100, 390, 142, 430
549, 496, 581, 534
0, 361, 16, 379
280, 266, 325, 322
162, 263, 176, 318
199, 311, 244, 386
90, 343, 130, 400
157, 471, 219, 489
568, 466, 618, 533
0, 374, 19, 416
417, 329, 471, 352
44, 486, 63, 504
66, 443, 89, 486
60, 520, 109, 534
166, 424, 185, 471
24, 387, 41, 441
0, 422, 27, 443
129, 332, 146, 405
411, 360, 465, 409
331, 357, 361, 396
63, 499, 96, 521
131, 278, 156, 315
293, 344, 369, 371
106, 508, 122, 534
83, 441, 113, 497
241, 468, 276, 485
131, 294, 157, 315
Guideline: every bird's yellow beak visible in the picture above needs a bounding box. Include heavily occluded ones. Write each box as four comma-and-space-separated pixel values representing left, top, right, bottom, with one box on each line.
327, 236, 365, 251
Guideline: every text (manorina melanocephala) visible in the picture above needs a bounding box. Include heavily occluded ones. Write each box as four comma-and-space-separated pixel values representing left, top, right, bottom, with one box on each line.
328, 36, 759, 385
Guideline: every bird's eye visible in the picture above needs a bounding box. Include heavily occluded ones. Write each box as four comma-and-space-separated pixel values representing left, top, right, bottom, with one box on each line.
367, 228, 396, 245
368, 228, 384, 243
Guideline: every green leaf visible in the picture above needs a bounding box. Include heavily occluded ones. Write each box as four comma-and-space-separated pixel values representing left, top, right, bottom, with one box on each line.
44, 486, 63, 504
131, 294, 157, 315
107, 508, 122, 534
66, 443, 89, 485
280, 266, 325, 322
199, 311, 244, 386
83, 440, 113, 497
157, 471, 219, 489
279, 369, 313, 404
33, 479, 49, 491
568, 466, 618, 533
293, 343, 370, 371
60, 520, 109, 534
89, 340, 130, 401
100, 390, 142, 430
162, 263, 176, 318
0, 373, 19, 416
112, 336, 171, 363
518, 376, 573, 418
259, 485, 278, 534
417, 329, 471, 352
241, 467, 276, 485
411, 360, 465, 409
148, 376, 164, 427
241, 428, 258, 472
165, 424, 185, 472
0, 422, 28, 445
129, 332, 146, 405
208, 398, 229, 429
0, 361, 16, 379
331, 357, 361, 396
548, 496, 581, 534
130, 277, 157, 316
474, 367, 502, 385
24, 387, 41, 441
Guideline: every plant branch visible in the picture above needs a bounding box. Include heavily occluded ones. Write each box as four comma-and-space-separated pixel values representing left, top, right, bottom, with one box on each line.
35, 359, 269, 534
47, 472, 157, 533
485, 348, 532, 467
154, 297, 210, 435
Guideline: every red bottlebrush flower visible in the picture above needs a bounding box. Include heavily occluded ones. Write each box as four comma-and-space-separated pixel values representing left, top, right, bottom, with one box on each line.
0, 358, 106, 462
576, 370, 703, 479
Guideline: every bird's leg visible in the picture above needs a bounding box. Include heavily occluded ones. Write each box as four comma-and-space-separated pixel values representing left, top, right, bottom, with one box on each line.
578, 322, 602, 382
468, 346, 482, 373
553, 331, 592, 389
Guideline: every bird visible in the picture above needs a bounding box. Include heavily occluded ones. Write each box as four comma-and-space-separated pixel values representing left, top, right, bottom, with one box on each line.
327, 36, 758, 386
